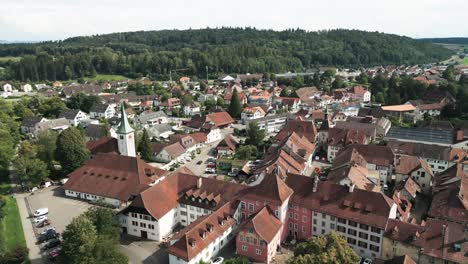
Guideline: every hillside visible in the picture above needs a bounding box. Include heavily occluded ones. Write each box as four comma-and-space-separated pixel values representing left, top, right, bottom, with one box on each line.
421, 37, 468, 45
0, 28, 453, 81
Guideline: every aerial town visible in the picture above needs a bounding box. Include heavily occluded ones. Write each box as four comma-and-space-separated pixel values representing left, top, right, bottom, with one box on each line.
0, 57, 467, 264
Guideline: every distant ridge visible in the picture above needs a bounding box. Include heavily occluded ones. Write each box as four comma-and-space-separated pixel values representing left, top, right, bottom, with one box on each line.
420, 37, 468, 45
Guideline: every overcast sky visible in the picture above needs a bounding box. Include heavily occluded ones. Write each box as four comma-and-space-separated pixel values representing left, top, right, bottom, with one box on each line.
1, 0, 467, 41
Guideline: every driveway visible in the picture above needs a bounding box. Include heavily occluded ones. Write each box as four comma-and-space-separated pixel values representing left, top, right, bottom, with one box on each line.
120, 235, 168, 264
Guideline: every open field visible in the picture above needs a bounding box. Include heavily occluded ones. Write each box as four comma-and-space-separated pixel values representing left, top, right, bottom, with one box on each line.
442, 55, 468, 65
0, 56, 21, 62
435, 43, 467, 52
0, 195, 26, 253
83, 74, 129, 82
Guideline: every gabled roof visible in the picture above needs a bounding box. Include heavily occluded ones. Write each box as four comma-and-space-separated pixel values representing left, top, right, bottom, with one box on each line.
84, 124, 106, 139
89, 103, 111, 113
86, 137, 119, 155
240, 207, 282, 243
216, 135, 237, 151
167, 202, 236, 262
429, 164, 468, 225
242, 173, 293, 205
275, 119, 317, 144
207, 111, 234, 127
59, 109, 82, 120
285, 174, 394, 229
64, 153, 166, 201
21, 116, 45, 127
395, 155, 433, 176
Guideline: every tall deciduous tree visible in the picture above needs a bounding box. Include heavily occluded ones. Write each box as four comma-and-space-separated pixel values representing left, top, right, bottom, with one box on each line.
137, 129, 152, 162
14, 141, 48, 187
228, 89, 242, 118
35, 130, 58, 170
60, 216, 98, 264
56, 127, 89, 174
288, 232, 360, 264
60, 208, 127, 264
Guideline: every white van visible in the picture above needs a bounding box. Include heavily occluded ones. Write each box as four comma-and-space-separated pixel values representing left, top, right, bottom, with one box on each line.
33, 208, 49, 217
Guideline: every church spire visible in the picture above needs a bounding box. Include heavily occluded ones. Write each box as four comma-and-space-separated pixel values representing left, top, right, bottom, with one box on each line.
116, 104, 134, 134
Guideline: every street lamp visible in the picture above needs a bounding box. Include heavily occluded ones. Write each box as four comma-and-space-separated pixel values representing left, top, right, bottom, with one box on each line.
417, 247, 424, 264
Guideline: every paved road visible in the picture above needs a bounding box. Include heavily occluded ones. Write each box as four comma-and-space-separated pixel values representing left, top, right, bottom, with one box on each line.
16, 193, 43, 264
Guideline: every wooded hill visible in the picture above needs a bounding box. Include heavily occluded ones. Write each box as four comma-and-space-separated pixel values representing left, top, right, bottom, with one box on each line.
0, 28, 453, 81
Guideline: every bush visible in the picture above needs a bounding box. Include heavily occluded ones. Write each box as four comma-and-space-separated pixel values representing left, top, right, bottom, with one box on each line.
0, 245, 29, 264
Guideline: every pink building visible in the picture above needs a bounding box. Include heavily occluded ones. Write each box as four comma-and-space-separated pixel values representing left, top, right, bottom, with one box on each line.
236, 207, 282, 263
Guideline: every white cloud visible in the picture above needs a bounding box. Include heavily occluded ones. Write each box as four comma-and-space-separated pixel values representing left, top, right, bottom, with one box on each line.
0, 0, 467, 41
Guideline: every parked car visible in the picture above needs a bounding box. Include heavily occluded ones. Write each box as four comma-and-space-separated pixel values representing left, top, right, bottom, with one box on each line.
361, 258, 373, 264
48, 247, 62, 261
205, 168, 216, 174
41, 238, 61, 250
40, 227, 56, 236
36, 219, 51, 228
34, 215, 48, 224
196, 160, 203, 165
37, 230, 59, 244
211, 257, 224, 264
33, 208, 49, 217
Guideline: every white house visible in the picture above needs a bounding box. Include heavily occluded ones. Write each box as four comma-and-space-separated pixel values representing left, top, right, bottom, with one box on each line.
20, 83, 33, 92
89, 104, 116, 119
59, 109, 89, 126
183, 104, 201, 117
241, 106, 266, 123
2, 83, 13, 93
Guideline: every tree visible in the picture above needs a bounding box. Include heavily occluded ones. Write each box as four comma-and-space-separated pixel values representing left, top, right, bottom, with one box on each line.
228, 89, 242, 118
235, 145, 257, 160
60, 208, 127, 264
138, 129, 152, 161
56, 127, 89, 174
216, 97, 225, 107
245, 122, 266, 146
14, 141, 48, 187
35, 130, 58, 170
38, 97, 68, 118
84, 207, 121, 241
60, 215, 98, 264
288, 232, 360, 264
0, 246, 29, 264
0, 126, 15, 179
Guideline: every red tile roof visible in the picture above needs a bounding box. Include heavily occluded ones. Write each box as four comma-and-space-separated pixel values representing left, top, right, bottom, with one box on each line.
429, 164, 468, 225
127, 173, 246, 220
64, 153, 166, 201
86, 137, 119, 155
207, 111, 234, 127
243, 173, 293, 205
275, 119, 317, 144
285, 174, 394, 229
240, 207, 282, 243
167, 202, 237, 262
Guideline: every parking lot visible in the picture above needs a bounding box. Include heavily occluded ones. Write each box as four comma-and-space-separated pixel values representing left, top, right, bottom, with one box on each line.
18, 186, 169, 264
16, 186, 93, 263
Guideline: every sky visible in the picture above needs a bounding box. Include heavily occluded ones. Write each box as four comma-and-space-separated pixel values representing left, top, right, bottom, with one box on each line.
1, 0, 467, 41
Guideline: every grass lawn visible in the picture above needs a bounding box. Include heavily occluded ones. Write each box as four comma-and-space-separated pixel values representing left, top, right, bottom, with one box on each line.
464, 57, 468, 65
0, 56, 21, 62
83, 74, 129, 82
0, 183, 12, 195
0, 195, 26, 253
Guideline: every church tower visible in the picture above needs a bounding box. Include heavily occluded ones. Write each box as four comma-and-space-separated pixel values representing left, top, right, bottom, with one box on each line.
116, 104, 136, 157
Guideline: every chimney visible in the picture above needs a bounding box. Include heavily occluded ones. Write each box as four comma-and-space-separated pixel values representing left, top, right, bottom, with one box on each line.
197, 177, 202, 189
349, 184, 355, 193
456, 129, 464, 141
312, 176, 318, 193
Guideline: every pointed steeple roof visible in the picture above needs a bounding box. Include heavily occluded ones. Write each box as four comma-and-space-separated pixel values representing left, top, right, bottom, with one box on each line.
116, 104, 134, 134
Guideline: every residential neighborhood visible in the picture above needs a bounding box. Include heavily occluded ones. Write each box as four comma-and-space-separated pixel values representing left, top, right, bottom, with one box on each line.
1, 12, 468, 264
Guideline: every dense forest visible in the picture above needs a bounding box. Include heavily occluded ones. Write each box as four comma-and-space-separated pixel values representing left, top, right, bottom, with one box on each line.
0, 28, 452, 82
421, 37, 468, 45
